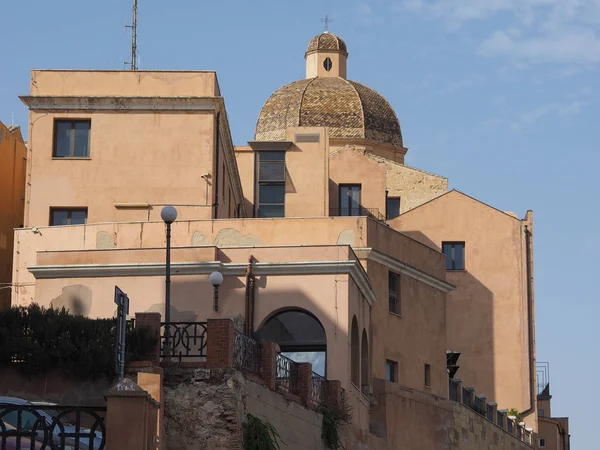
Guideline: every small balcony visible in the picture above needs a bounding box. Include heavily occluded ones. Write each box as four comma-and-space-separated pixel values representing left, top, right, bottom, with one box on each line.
329, 207, 385, 221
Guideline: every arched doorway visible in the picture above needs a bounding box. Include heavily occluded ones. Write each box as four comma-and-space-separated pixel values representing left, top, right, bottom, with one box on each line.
256, 309, 327, 376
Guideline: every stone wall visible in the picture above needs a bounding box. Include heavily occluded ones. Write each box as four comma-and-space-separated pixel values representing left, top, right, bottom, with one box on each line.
371, 378, 536, 450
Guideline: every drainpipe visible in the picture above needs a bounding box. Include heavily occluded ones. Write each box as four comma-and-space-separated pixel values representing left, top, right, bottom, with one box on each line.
521, 224, 536, 418
213, 111, 220, 219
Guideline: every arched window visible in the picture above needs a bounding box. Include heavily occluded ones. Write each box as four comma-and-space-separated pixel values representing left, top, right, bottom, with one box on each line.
257, 309, 327, 376
361, 329, 369, 392
351, 316, 359, 386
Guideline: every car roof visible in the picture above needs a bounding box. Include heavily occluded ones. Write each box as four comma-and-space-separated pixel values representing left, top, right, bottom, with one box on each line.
0, 397, 30, 405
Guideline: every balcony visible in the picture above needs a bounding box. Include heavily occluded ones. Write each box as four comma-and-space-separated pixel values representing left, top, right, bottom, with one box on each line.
329, 207, 385, 221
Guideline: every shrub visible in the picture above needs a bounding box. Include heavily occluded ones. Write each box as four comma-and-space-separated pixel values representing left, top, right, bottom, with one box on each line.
0, 304, 158, 380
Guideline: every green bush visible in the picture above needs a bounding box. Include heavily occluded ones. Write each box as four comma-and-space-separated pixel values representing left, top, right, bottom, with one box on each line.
0, 304, 158, 380
243, 414, 281, 450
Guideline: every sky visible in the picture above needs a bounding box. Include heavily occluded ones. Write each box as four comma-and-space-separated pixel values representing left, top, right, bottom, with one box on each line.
1, 0, 598, 446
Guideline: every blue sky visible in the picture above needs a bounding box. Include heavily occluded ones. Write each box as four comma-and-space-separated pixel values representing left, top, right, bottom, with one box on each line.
1, 0, 597, 445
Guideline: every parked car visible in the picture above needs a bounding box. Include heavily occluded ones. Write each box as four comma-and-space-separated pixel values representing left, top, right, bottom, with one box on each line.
0, 397, 104, 450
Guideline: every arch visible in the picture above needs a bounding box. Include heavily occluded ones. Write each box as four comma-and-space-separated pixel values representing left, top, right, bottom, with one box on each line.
361, 329, 369, 391
256, 308, 327, 376
351, 316, 359, 386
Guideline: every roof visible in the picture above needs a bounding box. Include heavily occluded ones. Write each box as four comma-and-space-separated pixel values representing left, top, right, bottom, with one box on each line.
306, 32, 348, 56
398, 189, 524, 221
255, 77, 403, 148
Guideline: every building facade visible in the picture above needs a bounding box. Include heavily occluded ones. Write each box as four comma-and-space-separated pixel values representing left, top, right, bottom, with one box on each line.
0, 122, 27, 309
10, 30, 569, 445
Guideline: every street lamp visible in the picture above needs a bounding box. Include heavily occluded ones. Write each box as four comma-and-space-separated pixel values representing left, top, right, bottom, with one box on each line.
161, 205, 178, 353
210, 271, 224, 312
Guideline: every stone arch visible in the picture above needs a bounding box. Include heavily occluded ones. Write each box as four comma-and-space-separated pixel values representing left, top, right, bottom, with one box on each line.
256, 308, 327, 376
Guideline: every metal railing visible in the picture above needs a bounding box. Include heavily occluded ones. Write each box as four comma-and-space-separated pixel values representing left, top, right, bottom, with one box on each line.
233, 331, 262, 374
0, 403, 106, 450
329, 207, 386, 221
473, 396, 485, 416
462, 387, 473, 409
486, 404, 495, 422
311, 372, 327, 407
160, 322, 207, 360
275, 354, 299, 395
497, 410, 505, 427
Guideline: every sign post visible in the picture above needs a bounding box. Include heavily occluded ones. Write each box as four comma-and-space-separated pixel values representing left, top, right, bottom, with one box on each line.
114, 286, 130, 380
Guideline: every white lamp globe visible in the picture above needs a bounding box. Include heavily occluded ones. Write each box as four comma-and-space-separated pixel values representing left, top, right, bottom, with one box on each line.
161, 206, 178, 224
209, 271, 224, 287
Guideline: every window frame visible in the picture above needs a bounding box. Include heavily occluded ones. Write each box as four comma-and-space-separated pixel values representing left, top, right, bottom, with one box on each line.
385, 359, 398, 383
49, 207, 88, 226
539, 438, 546, 448
386, 196, 401, 220
256, 151, 286, 218
442, 241, 466, 271
339, 184, 362, 217
52, 119, 92, 159
424, 363, 432, 388
388, 270, 401, 315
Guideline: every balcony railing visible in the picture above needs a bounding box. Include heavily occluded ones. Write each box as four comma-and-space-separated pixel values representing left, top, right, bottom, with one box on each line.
0, 403, 106, 450
275, 354, 299, 395
311, 372, 327, 407
449, 379, 459, 401
160, 322, 207, 360
329, 207, 385, 221
233, 330, 261, 374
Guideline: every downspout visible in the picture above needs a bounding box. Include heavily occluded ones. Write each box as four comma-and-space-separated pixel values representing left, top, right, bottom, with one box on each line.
213, 111, 220, 219
521, 224, 536, 417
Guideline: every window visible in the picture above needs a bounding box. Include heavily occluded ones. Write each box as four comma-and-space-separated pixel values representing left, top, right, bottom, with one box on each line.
257, 151, 285, 218
539, 438, 546, 448
351, 316, 359, 386
388, 271, 400, 314
386, 196, 400, 220
339, 184, 361, 216
424, 363, 431, 387
442, 242, 465, 270
361, 329, 369, 393
323, 57, 333, 71
50, 208, 88, 226
386, 360, 397, 383
53, 120, 91, 158
538, 409, 545, 417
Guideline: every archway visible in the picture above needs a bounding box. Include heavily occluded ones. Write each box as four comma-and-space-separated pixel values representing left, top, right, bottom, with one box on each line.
256, 309, 327, 376
361, 329, 369, 392
351, 316, 359, 386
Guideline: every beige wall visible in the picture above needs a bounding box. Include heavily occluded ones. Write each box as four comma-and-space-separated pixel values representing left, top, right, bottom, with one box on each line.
391, 191, 535, 418
329, 147, 386, 218
539, 417, 569, 450
0, 123, 27, 309
28, 70, 220, 97
305, 51, 347, 79
234, 145, 255, 217
23, 70, 243, 228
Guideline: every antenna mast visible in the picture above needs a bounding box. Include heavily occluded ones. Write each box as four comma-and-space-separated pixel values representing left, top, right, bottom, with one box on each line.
126, 0, 138, 70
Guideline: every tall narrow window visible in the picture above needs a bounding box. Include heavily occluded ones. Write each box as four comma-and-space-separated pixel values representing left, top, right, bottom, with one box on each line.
424, 363, 431, 387
351, 316, 359, 386
257, 151, 285, 218
388, 271, 400, 314
53, 120, 91, 158
339, 184, 361, 216
50, 208, 88, 226
386, 360, 397, 382
386, 196, 400, 220
323, 57, 333, 72
361, 329, 369, 394
442, 242, 465, 270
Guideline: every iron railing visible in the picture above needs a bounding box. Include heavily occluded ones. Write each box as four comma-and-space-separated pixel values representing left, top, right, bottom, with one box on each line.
497, 410, 505, 427
311, 372, 327, 407
0, 403, 106, 450
462, 387, 473, 409
448, 379, 459, 402
233, 331, 261, 374
275, 354, 298, 395
329, 208, 385, 221
473, 396, 485, 416
160, 322, 207, 360
486, 404, 495, 422
507, 418, 514, 434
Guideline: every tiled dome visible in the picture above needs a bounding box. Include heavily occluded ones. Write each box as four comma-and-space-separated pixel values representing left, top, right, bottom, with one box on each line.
254, 77, 403, 148
306, 32, 348, 56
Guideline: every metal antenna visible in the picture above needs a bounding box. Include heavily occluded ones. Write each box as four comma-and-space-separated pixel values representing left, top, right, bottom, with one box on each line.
125, 0, 138, 70
321, 14, 333, 32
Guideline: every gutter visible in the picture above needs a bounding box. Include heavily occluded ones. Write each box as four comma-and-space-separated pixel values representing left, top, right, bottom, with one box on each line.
521, 224, 536, 418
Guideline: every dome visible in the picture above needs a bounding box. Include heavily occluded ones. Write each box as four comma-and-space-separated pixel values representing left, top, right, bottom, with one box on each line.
306, 32, 348, 56
254, 77, 403, 148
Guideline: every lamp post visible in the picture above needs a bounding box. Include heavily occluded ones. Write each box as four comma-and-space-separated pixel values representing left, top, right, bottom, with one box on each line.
161, 206, 178, 353
210, 271, 224, 311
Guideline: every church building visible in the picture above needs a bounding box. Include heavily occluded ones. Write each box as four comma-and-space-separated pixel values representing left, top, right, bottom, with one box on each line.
10, 29, 554, 448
